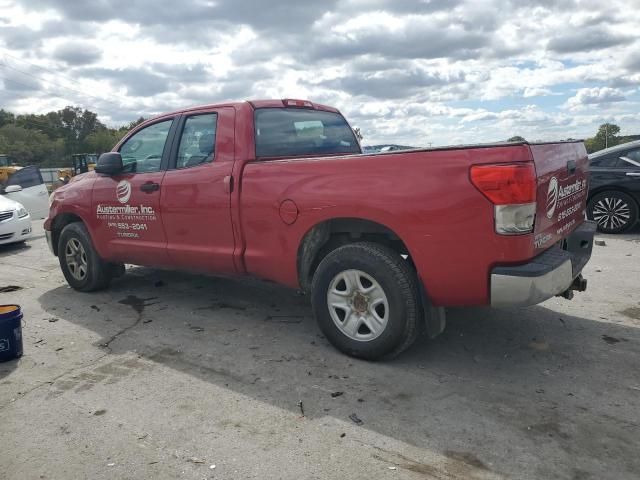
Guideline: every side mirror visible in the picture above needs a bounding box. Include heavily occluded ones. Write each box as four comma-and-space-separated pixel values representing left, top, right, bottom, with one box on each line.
4, 185, 22, 193
95, 152, 123, 175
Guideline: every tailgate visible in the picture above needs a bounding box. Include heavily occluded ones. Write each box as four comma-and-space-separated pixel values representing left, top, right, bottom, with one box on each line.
530, 141, 589, 252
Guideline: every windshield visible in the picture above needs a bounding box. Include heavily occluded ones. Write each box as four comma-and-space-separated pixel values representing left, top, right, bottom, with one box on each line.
255, 108, 361, 158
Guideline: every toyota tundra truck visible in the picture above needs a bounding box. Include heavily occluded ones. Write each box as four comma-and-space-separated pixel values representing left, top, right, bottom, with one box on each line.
45, 99, 596, 359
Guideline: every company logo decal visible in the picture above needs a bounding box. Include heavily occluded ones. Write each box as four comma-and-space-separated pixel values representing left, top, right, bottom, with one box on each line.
116, 180, 131, 204
546, 177, 559, 219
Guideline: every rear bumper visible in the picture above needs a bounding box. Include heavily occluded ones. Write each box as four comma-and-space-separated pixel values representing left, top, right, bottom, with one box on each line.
490, 220, 596, 307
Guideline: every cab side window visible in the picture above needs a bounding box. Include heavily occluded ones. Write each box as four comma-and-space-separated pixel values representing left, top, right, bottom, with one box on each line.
590, 155, 621, 168
175, 114, 217, 169
119, 120, 173, 173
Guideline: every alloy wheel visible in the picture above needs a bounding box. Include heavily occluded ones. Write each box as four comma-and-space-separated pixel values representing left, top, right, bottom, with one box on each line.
65, 238, 88, 281
592, 196, 631, 231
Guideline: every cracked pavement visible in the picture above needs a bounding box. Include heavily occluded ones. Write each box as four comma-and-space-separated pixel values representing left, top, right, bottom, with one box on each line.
1, 221, 639, 479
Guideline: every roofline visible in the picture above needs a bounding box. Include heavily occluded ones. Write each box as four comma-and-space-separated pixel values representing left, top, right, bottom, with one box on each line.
139, 99, 340, 126
589, 139, 640, 157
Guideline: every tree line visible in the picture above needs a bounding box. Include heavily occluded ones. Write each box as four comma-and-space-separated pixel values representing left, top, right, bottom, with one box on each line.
0, 106, 144, 167
1, 105, 636, 168
508, 123, 638, 153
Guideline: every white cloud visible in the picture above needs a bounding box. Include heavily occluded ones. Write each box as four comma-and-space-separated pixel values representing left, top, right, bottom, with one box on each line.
565, 87, 627, 111
0, 0, 639, 145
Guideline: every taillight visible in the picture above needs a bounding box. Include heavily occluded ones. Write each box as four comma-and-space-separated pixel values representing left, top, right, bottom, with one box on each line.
470, 163, 537, 235
470, 163, 536, 204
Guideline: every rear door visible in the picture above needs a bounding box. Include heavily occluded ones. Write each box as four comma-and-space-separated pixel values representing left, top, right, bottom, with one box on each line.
92, 118, 176, 265
159, 108, 236, 273
529, 142, 589, 251
2, 166, 49, 219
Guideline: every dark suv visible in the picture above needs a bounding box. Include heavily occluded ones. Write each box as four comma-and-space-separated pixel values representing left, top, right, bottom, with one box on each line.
587, 140, 640, 233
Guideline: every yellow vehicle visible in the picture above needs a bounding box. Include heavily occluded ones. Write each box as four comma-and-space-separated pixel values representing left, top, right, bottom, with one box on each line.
57, 153, 98, 184
0, 154, 21, 184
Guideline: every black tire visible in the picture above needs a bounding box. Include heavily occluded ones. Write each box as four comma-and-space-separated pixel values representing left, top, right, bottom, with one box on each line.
58, 222, 113, 291
311, 242, 419, 360
587, 190, 638, 234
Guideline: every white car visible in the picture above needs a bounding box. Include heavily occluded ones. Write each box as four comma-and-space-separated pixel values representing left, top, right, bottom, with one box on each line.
0, 194, 32, 245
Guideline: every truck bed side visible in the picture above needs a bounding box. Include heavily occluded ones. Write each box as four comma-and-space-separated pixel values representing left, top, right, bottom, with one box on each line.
238, 144, 545, 306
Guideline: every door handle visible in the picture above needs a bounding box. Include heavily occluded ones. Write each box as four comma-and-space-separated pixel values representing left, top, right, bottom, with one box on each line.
626, 172, 640, 177
140, 182, 160, 193
223, 175, 234, 193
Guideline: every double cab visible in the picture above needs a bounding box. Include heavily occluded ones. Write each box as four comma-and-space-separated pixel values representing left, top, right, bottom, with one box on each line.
46, 99, 596, 359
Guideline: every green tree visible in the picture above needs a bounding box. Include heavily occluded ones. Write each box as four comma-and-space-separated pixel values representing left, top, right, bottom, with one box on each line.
585, 123, 621, 153
0, 124, 64, 165
85, 129, 124, 154
508, 135, 526, 142
0, 109, 15, 129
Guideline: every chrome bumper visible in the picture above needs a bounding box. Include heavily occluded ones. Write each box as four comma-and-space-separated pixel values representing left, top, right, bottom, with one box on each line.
490, 221, 597, 307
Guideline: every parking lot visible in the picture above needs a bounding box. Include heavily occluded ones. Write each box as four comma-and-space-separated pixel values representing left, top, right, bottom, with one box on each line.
1, 221, 639, 479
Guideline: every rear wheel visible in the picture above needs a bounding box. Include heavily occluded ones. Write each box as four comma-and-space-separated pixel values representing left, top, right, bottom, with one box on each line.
58, 222, 113, 291
588, 191, 638, 233
311, 242, 419, 360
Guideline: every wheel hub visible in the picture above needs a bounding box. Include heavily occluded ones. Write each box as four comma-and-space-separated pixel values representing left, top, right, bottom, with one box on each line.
326, 269, 389, 342
352, 292, 369, 313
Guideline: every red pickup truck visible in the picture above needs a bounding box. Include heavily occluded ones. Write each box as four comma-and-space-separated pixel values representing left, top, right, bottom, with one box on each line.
46, 99, 596, 359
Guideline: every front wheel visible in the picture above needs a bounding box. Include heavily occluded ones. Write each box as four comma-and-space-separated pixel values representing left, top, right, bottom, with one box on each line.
58, 222, 113, 291
311, 242, 419, 360
587, 191, 638, 233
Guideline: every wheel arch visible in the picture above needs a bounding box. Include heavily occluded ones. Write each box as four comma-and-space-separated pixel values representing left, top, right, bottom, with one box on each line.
296, 217, 411, 293
588, 186, 640, 208
50, 212, 86, 256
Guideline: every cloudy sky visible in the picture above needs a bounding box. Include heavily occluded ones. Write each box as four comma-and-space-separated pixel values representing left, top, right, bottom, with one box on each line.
1, 0, 639, 146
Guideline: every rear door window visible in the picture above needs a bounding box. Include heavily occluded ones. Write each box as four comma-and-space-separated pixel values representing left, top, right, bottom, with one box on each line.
174, 113, 218, 169
255, 108, 360, 157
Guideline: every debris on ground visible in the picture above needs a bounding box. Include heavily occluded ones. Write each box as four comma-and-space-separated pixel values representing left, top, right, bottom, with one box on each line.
264, 315, 303, 324
93, 409, 107, 416
188, 457, 205, 464
47, 317, 59, 323
90, 305, 100, 311
331, 391, 344, 398
349, 413, 363, 426
189, 325, 205, 332
340, 433, 346, 438
602, 335, 622, 344
595, 240, 606, 247
297, 401, 305, 417
0, 285, 22, 293
209, 464, 216, 470
528, 340, 549, 351
143, 319, 153, 324
55, 347, 64, 351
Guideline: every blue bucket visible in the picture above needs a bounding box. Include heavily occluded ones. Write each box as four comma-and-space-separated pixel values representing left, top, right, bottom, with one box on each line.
0, 305, 23, 362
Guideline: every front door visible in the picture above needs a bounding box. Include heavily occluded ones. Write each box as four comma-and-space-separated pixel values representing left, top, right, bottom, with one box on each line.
92, 118, 175, 266
160, 108, 236, 273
